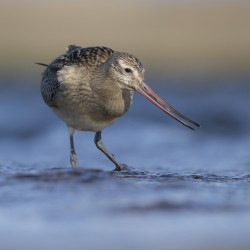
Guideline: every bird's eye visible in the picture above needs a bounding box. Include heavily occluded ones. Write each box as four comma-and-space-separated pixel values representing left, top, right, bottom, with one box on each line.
125, 68, 132, 73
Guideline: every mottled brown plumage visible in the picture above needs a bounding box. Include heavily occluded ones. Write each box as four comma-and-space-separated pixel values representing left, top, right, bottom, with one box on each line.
40, 45, 199, 170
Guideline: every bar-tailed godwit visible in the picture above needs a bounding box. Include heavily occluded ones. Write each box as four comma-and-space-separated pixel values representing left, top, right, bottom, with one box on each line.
39, 45, 199, 170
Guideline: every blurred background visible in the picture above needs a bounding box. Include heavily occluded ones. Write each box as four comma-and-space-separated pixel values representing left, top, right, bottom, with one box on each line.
0, 1, 250, 250
1, 0, 250, 77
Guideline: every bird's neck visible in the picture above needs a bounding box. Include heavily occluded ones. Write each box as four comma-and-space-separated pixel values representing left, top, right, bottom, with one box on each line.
91, 76, 133, 118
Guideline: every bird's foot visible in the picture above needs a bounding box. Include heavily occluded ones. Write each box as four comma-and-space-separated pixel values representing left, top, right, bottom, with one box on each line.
112, 164, 128, 171
70, 153, 79, 168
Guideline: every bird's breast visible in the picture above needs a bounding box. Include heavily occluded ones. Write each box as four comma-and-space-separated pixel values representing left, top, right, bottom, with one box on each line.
53, 82, 133, 132
99, 88, 133, 118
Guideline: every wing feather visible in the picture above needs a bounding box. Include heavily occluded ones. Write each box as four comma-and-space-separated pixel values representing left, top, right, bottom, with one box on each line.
40, 46, 114, 108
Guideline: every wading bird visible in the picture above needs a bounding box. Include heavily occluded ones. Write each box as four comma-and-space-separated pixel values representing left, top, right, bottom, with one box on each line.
38, 45, 199, 170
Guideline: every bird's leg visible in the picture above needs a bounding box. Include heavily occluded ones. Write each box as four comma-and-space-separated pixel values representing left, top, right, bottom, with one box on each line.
94, 131, 125, 171
68, 127, 79, 168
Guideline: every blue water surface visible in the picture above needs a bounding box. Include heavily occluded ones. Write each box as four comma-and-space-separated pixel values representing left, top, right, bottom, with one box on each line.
0, 76, 250, 250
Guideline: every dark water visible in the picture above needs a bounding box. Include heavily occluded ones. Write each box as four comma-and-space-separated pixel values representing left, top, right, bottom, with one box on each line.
0, 77, 250, 250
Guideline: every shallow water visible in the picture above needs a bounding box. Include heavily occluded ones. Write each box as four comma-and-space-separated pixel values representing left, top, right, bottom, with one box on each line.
0, 78, 250, 250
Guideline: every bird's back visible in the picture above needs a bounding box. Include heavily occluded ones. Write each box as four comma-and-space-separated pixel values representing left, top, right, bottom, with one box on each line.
41, 46, 114, 108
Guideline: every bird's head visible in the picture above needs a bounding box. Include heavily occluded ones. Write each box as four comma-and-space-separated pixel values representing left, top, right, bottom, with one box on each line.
108, 52, 145, 91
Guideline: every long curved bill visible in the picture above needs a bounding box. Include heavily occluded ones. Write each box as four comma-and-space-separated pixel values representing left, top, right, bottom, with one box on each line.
137, 82, 200, 130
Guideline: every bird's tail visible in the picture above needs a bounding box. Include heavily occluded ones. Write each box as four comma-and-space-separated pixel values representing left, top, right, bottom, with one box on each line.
35, 62, 48, 67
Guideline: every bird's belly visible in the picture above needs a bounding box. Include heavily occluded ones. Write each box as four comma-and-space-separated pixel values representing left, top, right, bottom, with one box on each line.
53, 107, 117, 132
